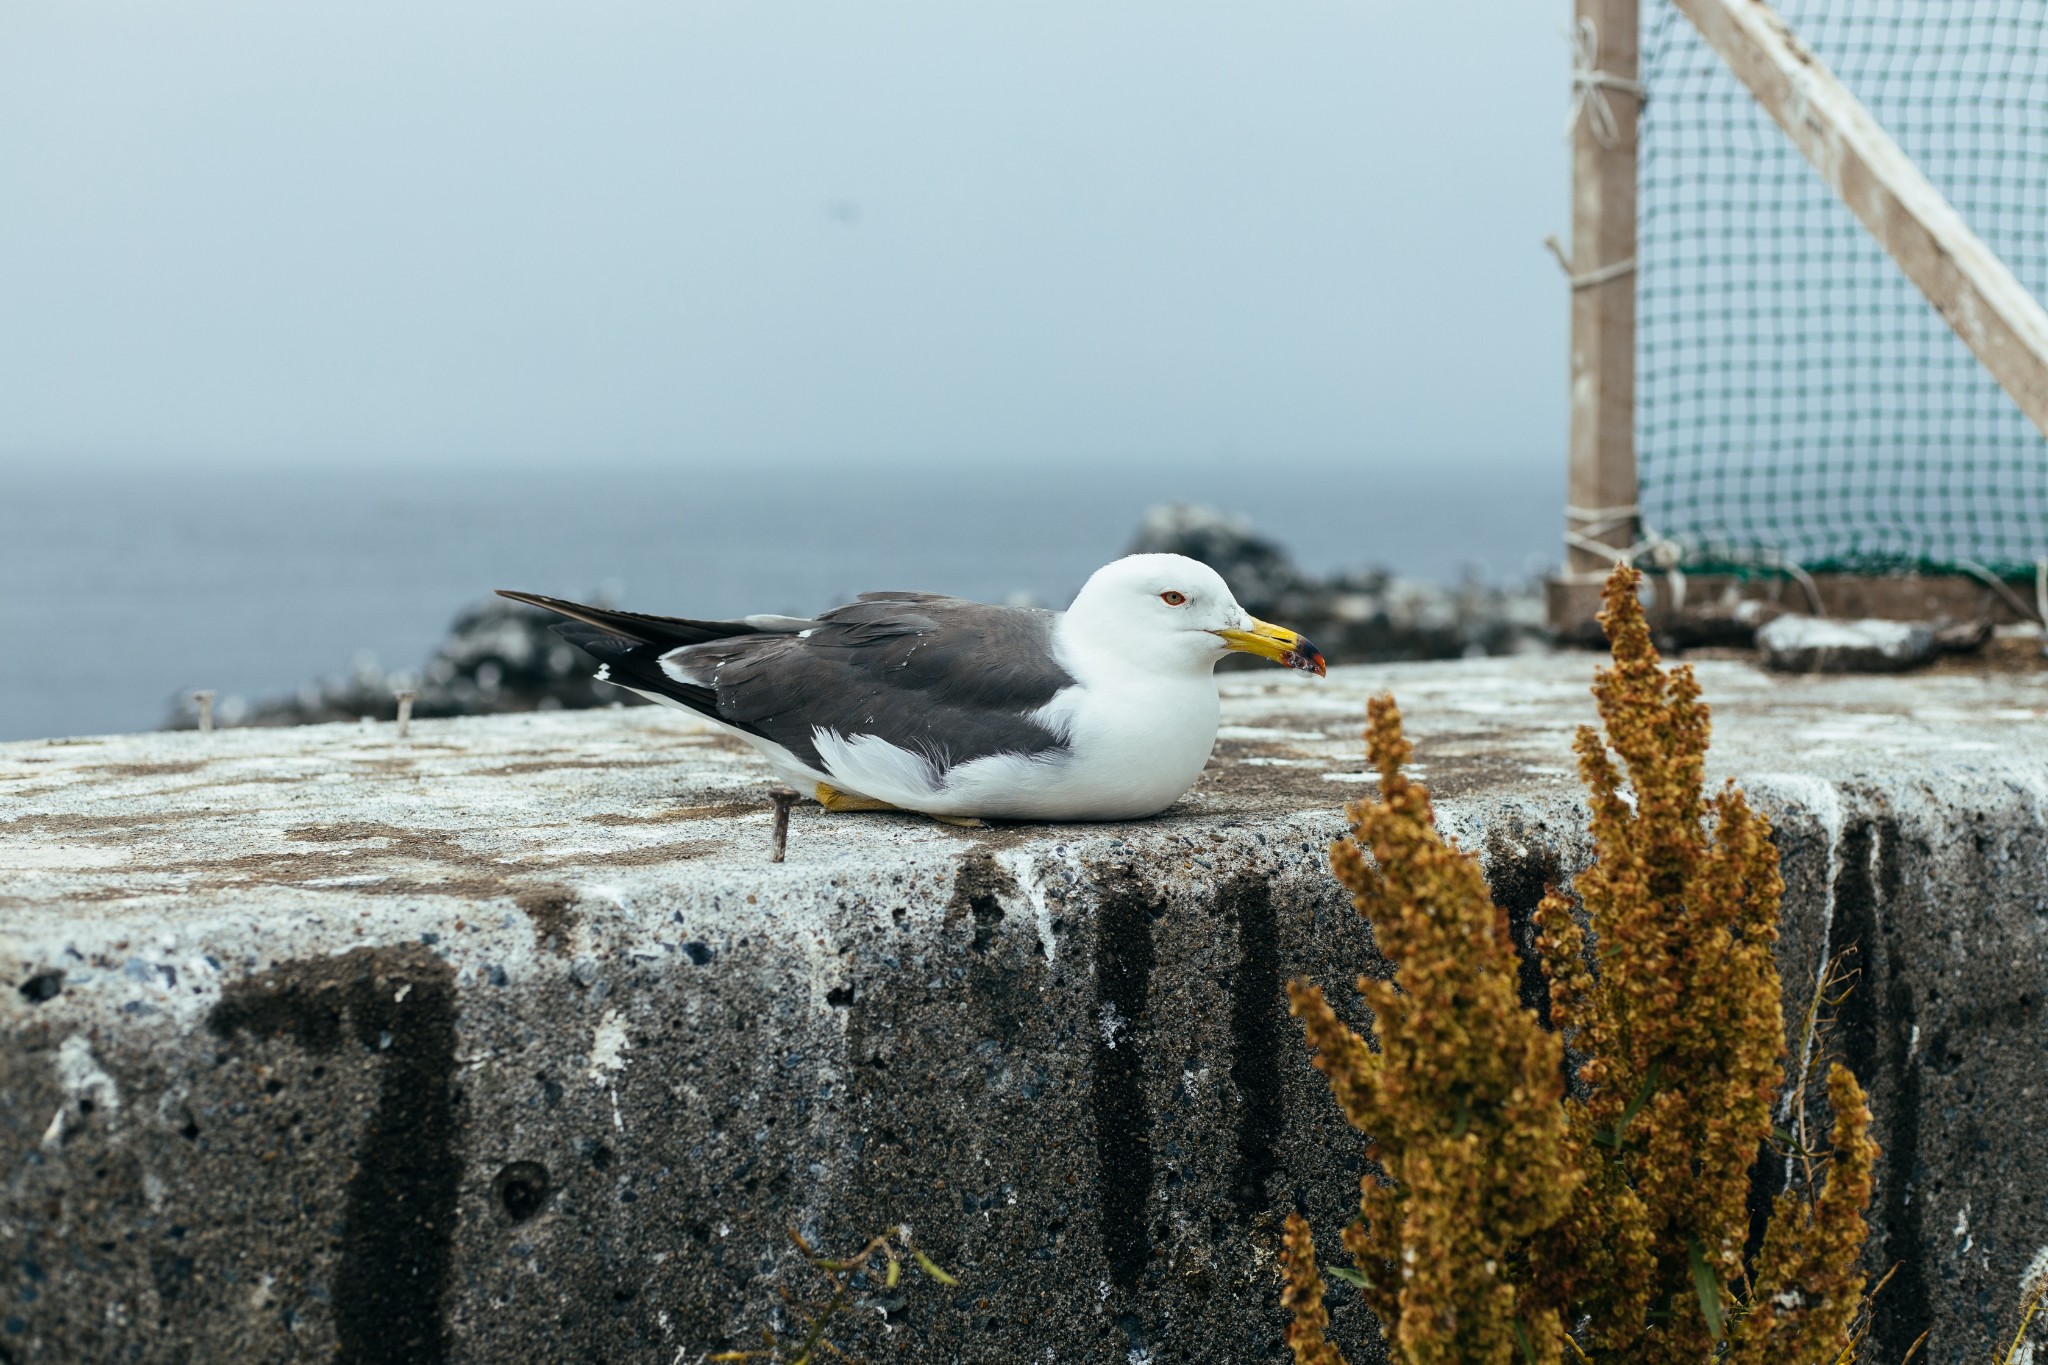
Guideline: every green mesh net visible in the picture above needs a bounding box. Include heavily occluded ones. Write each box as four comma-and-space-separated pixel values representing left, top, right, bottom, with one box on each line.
1637, 0, 2048, 578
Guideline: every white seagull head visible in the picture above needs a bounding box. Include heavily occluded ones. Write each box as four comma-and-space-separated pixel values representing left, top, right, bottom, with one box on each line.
1062, 553, 1327, 679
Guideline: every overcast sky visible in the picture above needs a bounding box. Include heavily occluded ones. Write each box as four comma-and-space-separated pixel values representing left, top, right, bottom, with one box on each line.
0, 0, 1569, 471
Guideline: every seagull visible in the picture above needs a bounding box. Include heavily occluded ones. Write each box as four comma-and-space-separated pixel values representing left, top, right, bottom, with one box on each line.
497, 553, 1324, 824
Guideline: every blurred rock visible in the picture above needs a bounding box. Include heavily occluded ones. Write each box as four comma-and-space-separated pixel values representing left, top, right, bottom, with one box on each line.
1128, 504, 1303, 611
1755, 614, 1937, 673
1663, 593, 1787, 650
1932, 618, 1994, 654
164, 596, 639, 730
1128, 503, 1547, 663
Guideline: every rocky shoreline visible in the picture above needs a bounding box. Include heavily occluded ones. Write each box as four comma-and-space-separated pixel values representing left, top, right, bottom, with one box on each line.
1126, 503, 1547, 666
164, 504, 1548, 729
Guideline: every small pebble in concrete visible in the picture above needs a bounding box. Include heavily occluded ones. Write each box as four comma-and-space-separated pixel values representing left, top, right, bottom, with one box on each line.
17, 970, 63, 1004
492, 1161, 552, 1223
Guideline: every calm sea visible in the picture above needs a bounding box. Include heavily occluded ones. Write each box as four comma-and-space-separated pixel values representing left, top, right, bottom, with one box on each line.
0, 457, 1559, 741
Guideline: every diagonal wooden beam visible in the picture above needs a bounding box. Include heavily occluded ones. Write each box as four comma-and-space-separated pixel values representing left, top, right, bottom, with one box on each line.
1667, 0, 2048, 438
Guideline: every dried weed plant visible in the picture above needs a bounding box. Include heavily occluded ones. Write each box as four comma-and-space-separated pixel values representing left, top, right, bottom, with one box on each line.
1281, 564, 1878, 1364
1995, 1247, 2048, 1365
710, 1225, 956, 1365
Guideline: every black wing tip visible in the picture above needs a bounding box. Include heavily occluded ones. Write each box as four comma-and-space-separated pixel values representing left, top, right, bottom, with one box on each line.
490, 590, 800, 651
493, 590, 665, 645
496, 588, 566, 611
551, 622, 641, 655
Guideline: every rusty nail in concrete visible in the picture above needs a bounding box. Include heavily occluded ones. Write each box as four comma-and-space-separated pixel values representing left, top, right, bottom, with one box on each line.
192, 691, 215, 733
394, 689, 418, 738
768, 786, 799, 862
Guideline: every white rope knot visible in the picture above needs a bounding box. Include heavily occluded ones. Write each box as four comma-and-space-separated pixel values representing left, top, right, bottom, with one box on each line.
1563, 503, 1670, 566
1566, 17, 1644, 151
1543, 235, 1636, 290
1560, 503, 1687, 604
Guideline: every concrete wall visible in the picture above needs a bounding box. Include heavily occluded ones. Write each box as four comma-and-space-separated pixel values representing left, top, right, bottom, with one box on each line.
4, 658, 2045, 1363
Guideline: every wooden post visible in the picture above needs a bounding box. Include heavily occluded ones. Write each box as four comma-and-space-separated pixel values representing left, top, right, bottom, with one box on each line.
1550, 0, 1642, 638
1669, 0, 2048, 437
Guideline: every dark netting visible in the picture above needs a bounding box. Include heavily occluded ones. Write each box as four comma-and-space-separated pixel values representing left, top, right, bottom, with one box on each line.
1636, 0, 2048, 577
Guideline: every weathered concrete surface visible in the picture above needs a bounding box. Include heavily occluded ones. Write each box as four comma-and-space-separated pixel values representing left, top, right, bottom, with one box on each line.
3, 657, 2046, 1363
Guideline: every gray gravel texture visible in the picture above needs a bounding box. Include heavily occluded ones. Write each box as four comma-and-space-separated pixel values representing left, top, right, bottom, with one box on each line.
6, 656, 2047, 1363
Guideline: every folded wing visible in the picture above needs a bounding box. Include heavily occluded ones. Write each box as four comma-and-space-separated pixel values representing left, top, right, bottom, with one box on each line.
497, 589, 1078, 775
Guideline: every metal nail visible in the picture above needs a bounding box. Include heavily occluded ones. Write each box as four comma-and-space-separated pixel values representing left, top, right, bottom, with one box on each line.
394, 688, 418, 739
768, 786, 799, 863
193, 690, 215, 734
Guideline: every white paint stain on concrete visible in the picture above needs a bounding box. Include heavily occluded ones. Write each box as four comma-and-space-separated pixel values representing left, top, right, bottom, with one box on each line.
1750, 773, 1845, 1134
588, 1009, 631, 1083
43, 1033, 121, 1149
996, 850, 1058, 966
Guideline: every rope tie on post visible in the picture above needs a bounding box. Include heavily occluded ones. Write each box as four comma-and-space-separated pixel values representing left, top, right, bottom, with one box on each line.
1549, 20, 1643, 294
1563, 503, 1647, 556
1565, 16, 1645, 151
1560, 502, 1688, 612
1544, 235, 1636, 290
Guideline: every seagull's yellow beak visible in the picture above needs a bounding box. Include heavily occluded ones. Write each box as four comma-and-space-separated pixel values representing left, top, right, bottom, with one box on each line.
1213, 619, 1327, 676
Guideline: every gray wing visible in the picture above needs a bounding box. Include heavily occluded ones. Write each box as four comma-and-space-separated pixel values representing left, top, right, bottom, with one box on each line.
670, 595, 1076, 773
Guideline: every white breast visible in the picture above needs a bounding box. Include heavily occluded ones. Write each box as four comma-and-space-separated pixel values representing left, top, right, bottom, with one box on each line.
1033, 673, 1220, 818
920, 616, 1224, 820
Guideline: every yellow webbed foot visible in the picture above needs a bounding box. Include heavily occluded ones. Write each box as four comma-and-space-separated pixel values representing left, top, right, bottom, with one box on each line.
815, 782, 902, 813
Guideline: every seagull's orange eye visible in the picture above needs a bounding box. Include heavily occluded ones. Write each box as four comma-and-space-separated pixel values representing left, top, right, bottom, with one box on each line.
1160, 591, 1187, 606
